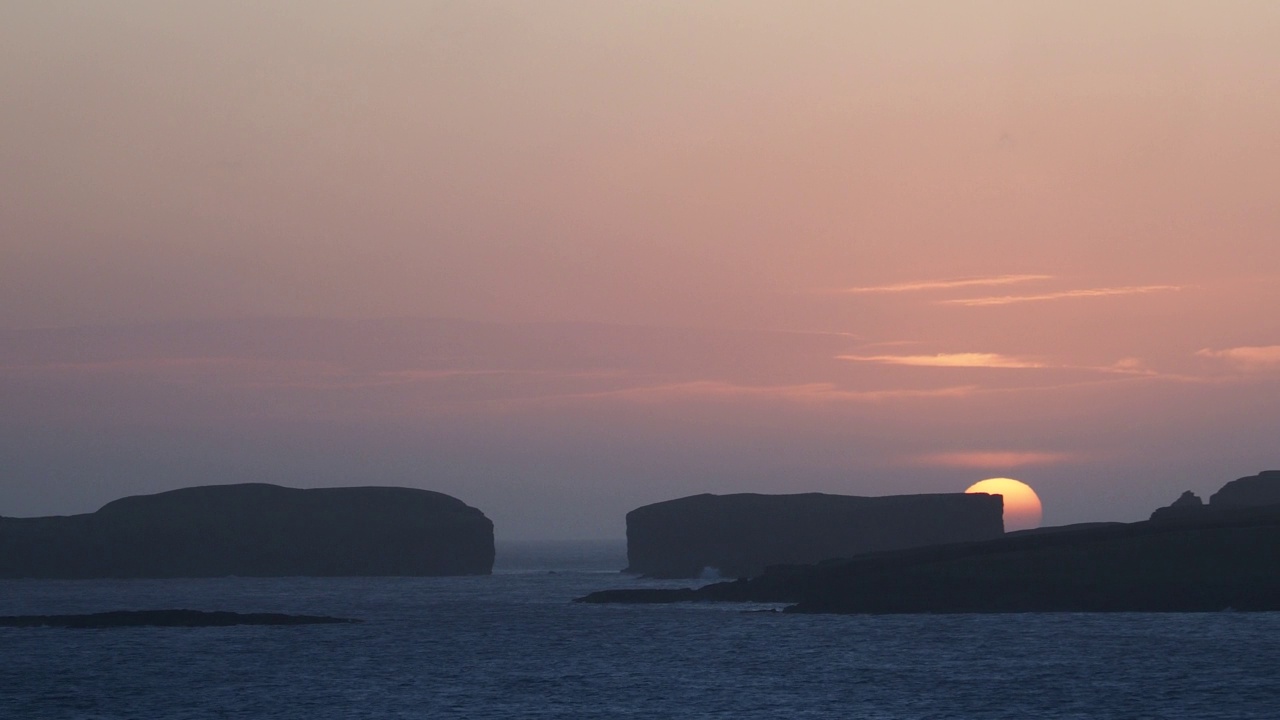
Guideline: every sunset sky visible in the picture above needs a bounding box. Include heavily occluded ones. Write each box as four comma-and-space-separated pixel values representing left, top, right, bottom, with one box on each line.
3, 2, 1279, 539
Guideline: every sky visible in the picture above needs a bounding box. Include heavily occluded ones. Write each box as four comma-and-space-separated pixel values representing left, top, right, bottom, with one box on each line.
3, 1, 1280, 540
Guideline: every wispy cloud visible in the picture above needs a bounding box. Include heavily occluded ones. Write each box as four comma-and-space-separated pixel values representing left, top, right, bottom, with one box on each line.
841, 274, 1051, 294
910, 451, 1076, 469
942, 285, 1181, 307
1196, 345, 1280, 369
545, 381, 980, 405
837, 352, 1044, 369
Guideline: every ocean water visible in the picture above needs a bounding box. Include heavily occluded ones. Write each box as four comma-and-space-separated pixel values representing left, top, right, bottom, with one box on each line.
2, 541, 1277, 719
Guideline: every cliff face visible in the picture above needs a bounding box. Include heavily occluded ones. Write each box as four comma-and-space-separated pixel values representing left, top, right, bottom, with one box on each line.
625, 492, 1004, 579
0, 484, 494, 578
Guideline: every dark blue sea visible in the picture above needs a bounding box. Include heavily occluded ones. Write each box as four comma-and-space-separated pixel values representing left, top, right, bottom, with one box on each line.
2, 541, 1277, 719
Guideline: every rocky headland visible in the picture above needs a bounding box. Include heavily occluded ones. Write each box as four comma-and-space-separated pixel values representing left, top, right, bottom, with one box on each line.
0, 483, 495, 578
583, 472, 1280, 613
625, 491, 1004, 579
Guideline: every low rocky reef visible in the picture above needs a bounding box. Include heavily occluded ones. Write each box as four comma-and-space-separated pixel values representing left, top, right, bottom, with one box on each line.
0, 483, 494, 578
625, 491, 1004, 579
583, 472, 1280, 613
0, 609, 359, 629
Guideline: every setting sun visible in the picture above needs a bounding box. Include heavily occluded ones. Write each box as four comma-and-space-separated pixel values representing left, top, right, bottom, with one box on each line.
966, 477, 1044, 532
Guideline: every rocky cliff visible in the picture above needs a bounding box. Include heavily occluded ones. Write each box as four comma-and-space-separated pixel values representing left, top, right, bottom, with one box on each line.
0, 484, 494, 578
624, 491, 1004, 579
581, 503, 1280, 612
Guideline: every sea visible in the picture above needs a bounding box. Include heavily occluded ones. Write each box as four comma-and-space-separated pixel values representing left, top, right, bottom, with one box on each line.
2, 540, 1277, 719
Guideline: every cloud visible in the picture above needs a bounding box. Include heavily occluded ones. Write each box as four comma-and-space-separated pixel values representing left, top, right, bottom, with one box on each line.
942, 285, 1182, 307
837, 352, 1044, 369
840, 274, 1051, 294
1196, 345, 1280, 369
910, 451, 1076, 469
544, 381, 980, 405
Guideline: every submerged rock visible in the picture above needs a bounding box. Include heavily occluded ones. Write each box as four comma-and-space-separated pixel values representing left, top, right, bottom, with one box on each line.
0, 483, 494, 578
624, 491, 1004, 579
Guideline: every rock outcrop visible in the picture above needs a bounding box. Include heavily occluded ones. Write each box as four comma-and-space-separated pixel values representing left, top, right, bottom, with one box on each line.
1149, 471, 1280, 522
624, 491, 1004, 579
0, 484, 494, 578
580, 503, 1280, 612
1149, 490, 1205, 522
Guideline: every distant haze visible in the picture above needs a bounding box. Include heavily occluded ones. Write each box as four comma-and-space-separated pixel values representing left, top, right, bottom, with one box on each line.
3, 3, 1279, 539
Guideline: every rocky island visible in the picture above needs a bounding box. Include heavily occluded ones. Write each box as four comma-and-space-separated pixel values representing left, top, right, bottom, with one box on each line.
583, 472, 1280, 613
0, 483, 495, 578
625, 491, 1004, 578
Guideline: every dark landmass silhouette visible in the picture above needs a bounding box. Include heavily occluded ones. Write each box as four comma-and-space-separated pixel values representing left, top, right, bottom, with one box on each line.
1210, 470, 1280, 507
625, 492, 1004, 579
1149, 490, 1205, 522
0, 483, 494, 578
1006, 521, 1125, 536
0, 609, 359, 628
1151, 470, 1280, 522
581, 472, 1280, 613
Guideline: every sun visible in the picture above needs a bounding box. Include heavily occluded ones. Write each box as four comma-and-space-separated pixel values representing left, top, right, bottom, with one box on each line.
965, 477, 1043, 532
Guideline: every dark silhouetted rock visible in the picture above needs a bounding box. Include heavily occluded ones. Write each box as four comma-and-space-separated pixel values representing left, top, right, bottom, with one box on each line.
0, 609, 359, 628
0, 484, 494, 578
1209, 470, 1280, 508
624, 492, 1004, 579
1150, 490, 1206, 522
1007, 521, 1125, 536
580, 504, 1280, 612
575, 588, 701, 604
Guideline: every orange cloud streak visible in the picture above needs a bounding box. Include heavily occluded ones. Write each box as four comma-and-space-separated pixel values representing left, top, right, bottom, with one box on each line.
1196, 345, 1280, 368
942, 285, 1182, 307
837, 353, 1044, 369
841, 274, 1051, 294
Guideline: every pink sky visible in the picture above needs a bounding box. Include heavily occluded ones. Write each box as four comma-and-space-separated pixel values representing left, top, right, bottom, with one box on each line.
3, 2, 1279, 538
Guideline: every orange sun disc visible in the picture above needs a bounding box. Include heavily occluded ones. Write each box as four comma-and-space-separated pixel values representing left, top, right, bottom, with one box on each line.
965, 477, 1043, 532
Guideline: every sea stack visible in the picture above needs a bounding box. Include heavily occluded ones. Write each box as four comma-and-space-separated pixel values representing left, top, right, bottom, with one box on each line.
624, 491, 1004, 579
0, 484, 495, 578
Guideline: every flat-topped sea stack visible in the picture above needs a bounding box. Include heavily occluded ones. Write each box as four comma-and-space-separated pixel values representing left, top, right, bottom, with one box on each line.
0, 484, 494, 578
625, 491, 1004, 579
